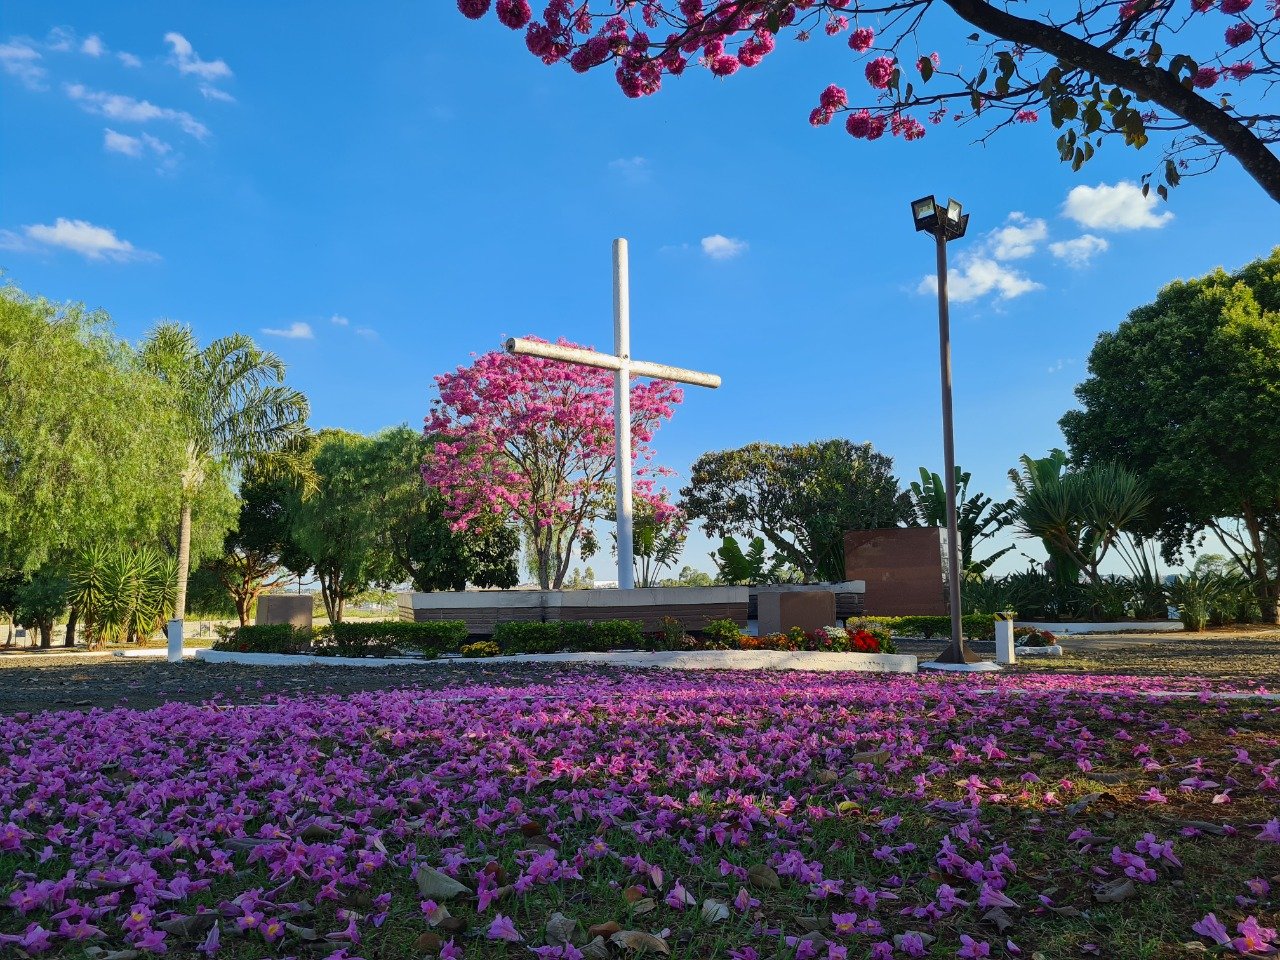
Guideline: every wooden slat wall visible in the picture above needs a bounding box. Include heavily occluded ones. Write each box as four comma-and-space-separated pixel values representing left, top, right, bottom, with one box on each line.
402, 599, 748, 636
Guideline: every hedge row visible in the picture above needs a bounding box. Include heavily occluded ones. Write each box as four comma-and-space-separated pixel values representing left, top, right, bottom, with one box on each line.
862, 614, 995, 640
218, 612, 994, 658
217, 621, 470, 658
491, 619, 644, 654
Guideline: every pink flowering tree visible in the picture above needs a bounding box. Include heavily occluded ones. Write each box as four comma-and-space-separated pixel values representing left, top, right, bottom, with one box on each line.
422, 339, 683, 589
458, 0, 1280, 203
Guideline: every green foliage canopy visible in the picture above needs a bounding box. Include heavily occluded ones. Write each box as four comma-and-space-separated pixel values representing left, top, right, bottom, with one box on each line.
1060, 248, 1280, 618
681, 440, 912, 583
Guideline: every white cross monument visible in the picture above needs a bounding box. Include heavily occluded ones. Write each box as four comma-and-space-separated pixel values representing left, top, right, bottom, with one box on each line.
505, 238, 722, 590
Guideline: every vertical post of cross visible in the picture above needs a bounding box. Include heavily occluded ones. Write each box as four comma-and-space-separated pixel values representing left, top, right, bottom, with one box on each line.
613, 238, 635, 590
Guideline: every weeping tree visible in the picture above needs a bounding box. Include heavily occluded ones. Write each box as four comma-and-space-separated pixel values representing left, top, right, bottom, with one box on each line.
140, 325, 309, 626
1009, 449, 1151, 584
908, 466, 1017, 576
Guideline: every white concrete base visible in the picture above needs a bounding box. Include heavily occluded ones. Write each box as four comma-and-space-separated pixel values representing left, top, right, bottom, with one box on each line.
115, 648, 200, 659
1015, 644, 1064, 657
196, 648, 919, 674
919, 660, 1003, 673
1015, 620, 1182, 635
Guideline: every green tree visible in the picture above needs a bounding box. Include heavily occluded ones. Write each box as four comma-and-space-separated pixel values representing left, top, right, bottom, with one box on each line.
289, 431, 394, 623
681, 440, 912, 582
908, 466, 1016, 576
0, 288, 186, 575
659, 566, 715, 588
68, 544, 177, 645
14, 568, 69, 648
207, 468, 304, 626
1060, 249, 1280, 621
140, 324, 309, 625
363, 427, 518, 593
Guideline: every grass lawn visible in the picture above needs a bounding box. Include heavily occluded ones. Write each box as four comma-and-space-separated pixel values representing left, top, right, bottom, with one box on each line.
1, 669, 1276, 959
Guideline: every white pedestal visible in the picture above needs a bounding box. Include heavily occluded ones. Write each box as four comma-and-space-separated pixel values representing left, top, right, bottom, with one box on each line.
919, 660, 1003, 673
166, 619, 184, 663
995, 619, 1016, 665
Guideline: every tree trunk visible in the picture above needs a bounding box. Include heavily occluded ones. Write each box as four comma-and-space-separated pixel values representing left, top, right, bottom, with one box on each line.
236, 593, 251, 627
64, 606, 79, 648
38, 620, 52, 648
174, 499, 193, 623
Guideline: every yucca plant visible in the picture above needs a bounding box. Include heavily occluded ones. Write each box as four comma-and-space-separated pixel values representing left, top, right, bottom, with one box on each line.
1165, 572, 1218, 631
69, 544, 177, 644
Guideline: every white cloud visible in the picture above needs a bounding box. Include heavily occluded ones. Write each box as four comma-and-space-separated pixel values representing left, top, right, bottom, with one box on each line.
330, 314, 350, 326
988, 212, 1048, 260
701, 234, 748, 261
80, 34, 104, 57
117, 50, 142, 68
1062, 181, 1174, 231
65, 83, 209, 139
609, 156, 650, 184
0, 218, 150, 262
164, 32, 231, 81
262, 322, 314, 340
45, 28, 74, 52
355, 326, 378, 340
199, 84, 235, 103
1047, 358, 1075, 374
103, 128, 172, 161
0, 41, 46, 89
917, 257, 1043, 303
1050, 234, 1110, 267
103, 128, 143, 157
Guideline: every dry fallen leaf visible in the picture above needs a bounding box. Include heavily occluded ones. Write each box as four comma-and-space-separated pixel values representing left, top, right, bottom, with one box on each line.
610, 930, 671, 955
416, 865, 471, 901
588, 921, 622, 939
622, 885, 648, 903
581, 936, 610, 960
545, 912, 576, 946
414, 931, 444, 954
982, 906, 1014, 932
631, 897, 657, 915
701, 899, 730, 923
747, 864, 781, 890
1093, 878, 1136, 903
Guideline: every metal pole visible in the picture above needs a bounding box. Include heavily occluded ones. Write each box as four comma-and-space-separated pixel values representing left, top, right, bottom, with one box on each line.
613, 238, 635, 590
935, 227, 969, 663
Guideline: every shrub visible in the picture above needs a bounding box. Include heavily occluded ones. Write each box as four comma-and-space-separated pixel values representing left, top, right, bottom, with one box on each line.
328, 621, 467, 658
460, 640, 501, 658
493, 621, 563, 654
1014, 626, 1058, 647
659, 616, 686, 649
701, 618, 743, 650
846, 619, 896, 654
214, 623, 318, 654
590, 619, 643, 650
858, 614, 992, 641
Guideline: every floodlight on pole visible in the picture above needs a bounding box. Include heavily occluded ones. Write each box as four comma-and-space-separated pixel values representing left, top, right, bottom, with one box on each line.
911, 194, 981, 666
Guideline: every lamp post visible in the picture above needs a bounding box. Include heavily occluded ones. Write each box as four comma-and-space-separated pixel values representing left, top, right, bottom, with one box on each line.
911, 195, 981, 665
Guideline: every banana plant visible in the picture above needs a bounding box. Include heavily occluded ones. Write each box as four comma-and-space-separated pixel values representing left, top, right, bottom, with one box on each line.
909, 466, 1017, 576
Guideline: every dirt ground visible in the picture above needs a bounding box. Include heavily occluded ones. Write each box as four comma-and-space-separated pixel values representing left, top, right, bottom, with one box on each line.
0, 633, 1276, 715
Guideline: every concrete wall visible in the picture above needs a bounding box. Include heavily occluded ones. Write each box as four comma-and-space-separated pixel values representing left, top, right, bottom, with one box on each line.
256, 594, 314, 629
399, 586, 749, 635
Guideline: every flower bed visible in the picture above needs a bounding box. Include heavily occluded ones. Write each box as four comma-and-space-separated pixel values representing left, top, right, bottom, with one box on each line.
214, 619, 901, 659
0, 671, 1276, 958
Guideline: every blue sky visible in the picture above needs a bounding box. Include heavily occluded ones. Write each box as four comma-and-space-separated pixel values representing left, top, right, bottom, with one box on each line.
1, 3, 1273, 579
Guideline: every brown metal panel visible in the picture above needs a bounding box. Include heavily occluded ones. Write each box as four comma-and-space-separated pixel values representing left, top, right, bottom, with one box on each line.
844, 527, 948, 616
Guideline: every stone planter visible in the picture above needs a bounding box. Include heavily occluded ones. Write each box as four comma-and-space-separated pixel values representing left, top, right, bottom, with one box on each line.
1014, 644, 1064, 657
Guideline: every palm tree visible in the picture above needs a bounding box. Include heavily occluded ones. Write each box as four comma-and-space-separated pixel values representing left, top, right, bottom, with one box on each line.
1008, 450, 1150, 584
140, 324, 309, 625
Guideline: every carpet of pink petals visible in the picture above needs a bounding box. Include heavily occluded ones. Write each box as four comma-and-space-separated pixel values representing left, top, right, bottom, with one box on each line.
1, 668, 1278, 959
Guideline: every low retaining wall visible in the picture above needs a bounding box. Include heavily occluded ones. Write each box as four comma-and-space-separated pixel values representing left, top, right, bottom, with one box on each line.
1015, 620, 1183, 635
196, 647, 917, 674
398, 587, 748, 636
749, 581, 866, 622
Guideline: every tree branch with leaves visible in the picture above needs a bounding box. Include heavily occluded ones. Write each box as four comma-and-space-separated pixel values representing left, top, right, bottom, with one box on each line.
459, 0, 1280, 201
